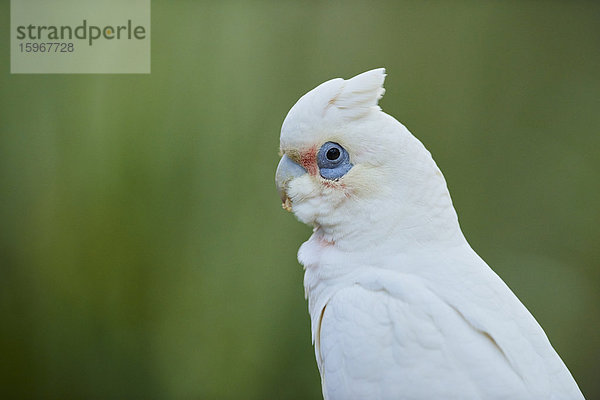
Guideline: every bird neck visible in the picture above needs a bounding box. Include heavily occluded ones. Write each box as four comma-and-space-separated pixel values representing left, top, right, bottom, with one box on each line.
314, 165, 466, 253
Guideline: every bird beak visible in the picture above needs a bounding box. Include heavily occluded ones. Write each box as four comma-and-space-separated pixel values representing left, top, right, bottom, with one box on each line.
276, 154, 307, 212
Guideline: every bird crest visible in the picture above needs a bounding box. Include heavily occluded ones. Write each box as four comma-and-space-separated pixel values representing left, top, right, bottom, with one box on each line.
330, 68, 386, 119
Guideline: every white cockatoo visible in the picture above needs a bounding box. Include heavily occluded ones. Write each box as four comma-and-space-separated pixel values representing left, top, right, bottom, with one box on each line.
275, 68, 584, 400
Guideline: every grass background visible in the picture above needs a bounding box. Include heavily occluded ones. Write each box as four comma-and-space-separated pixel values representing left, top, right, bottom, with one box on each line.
1, 1, 599, 398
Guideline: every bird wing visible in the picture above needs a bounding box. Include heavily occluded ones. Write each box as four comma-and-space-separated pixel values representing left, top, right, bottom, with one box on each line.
317, 259, 583, 400
428, 250, 585, 400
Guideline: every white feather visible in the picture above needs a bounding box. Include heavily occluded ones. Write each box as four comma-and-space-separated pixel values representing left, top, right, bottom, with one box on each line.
279, 69, 584, 400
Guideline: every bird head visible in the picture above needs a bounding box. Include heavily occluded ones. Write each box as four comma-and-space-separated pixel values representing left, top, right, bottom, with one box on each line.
276, 69, 461, 250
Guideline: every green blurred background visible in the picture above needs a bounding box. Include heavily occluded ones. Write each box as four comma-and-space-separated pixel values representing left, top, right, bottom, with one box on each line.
1, 1, 599, 399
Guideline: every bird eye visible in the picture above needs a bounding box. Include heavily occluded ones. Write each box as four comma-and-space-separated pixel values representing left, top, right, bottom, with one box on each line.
317, 142, 352, 180
326, 147, 340, 161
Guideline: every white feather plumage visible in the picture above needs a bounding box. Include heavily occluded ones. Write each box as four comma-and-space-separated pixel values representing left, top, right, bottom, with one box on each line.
277, 69, 584, 400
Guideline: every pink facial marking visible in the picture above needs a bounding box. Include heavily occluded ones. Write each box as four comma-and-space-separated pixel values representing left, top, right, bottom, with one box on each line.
322, 180, 347, 189
300, 146, 319, 176
319, 236, 335, 247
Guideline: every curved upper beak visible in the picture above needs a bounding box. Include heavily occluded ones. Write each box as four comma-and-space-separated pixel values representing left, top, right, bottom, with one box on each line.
275, 154, 306, 211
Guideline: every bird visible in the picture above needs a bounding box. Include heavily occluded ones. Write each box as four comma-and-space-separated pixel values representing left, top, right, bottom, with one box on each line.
275, 68, 584, 400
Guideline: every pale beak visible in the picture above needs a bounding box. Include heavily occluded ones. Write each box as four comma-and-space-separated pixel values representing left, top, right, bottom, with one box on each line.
275, 154, 306, 212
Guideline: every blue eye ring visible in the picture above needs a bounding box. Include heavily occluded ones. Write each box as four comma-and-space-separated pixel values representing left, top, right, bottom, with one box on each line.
317, 142, 353, 180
